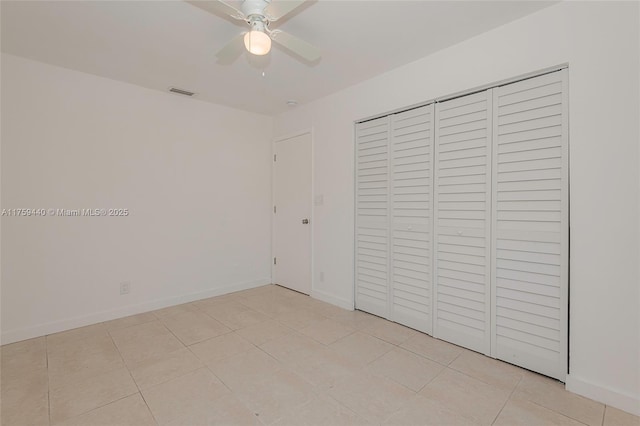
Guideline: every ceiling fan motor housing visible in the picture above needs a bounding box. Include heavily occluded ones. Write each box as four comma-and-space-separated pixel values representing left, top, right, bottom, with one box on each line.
242, 0, 272, 21
248, 18, 268, 34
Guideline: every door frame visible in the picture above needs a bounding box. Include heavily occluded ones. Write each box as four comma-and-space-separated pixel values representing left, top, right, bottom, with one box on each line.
271, 128, 314, 294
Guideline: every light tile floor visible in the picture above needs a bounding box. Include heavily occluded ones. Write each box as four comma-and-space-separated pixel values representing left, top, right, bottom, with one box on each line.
1, 284, 638, 426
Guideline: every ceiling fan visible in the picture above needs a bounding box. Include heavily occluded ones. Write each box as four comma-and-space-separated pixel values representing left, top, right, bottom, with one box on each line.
187, 0, 321, 64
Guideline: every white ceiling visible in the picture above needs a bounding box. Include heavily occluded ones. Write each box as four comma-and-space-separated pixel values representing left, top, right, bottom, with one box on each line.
1, 0, 555, 115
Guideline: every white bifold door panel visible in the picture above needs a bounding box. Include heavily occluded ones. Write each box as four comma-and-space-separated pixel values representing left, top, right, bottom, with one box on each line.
389, 105, 434, 334
434, 90, 493, 355
355, 105, 434, 332
491, 70, 568, 381
355, 116, 390, 318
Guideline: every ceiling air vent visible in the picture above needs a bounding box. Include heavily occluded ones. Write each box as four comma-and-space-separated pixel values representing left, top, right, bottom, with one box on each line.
169, 87, 196, 97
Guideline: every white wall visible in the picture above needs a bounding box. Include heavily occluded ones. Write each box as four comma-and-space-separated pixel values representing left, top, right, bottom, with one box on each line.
274, 2, 640, 414
1, 54, 273, 343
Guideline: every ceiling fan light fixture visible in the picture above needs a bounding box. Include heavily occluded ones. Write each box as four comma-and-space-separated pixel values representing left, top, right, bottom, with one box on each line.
205, 0, 321, 64
244, 30, 271, 55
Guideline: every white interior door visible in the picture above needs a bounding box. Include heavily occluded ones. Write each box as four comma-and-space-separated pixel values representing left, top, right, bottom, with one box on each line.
273, 132, 312, 294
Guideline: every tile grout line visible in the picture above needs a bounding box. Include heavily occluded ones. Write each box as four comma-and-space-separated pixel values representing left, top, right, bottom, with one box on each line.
59, 393, 145, 425
46, 335, 51, 426
344, 398, 373, 425
320, 391, 370, 425
397, 343, 460, 367
304, 327, 357, 347
414, 361, 448, 394
490, 375, 522, 425
137, 387, 161, 426
104, 315, 157, 334
201, 350, 275, 425
446, 348, 464, 366
106, 328, 141, 393
387, 330, 469, 368
525, 399, 593, 426
372, 353, 432, 425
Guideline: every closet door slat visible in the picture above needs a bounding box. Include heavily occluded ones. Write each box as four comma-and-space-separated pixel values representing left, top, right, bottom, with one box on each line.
491, 69, 568, 381
434, 90, 492, 355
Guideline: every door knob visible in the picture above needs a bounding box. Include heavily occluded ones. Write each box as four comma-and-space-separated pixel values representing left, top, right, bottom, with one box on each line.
302, 219, 309, 224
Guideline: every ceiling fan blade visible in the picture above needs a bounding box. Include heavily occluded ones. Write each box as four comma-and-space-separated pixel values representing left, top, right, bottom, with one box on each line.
186, 0, 245, 20
270, 30, 320, 62
216, 33, 246, 64
265, 0, 307, 21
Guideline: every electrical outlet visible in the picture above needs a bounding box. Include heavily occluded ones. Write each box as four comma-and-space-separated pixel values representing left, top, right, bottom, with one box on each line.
319, 271, 324, 282
120, 281, 131, 295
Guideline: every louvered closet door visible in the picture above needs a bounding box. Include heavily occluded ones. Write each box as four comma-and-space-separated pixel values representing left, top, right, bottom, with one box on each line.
491, 70, 568, 380
389, 105, 434, 334
355, 116, 390, 318
434, 90, 492, 355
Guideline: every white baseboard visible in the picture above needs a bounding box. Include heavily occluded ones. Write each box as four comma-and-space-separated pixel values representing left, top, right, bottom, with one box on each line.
1, 278, 272, 345
311, 289, 354, 311
566, 374, 640, 416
